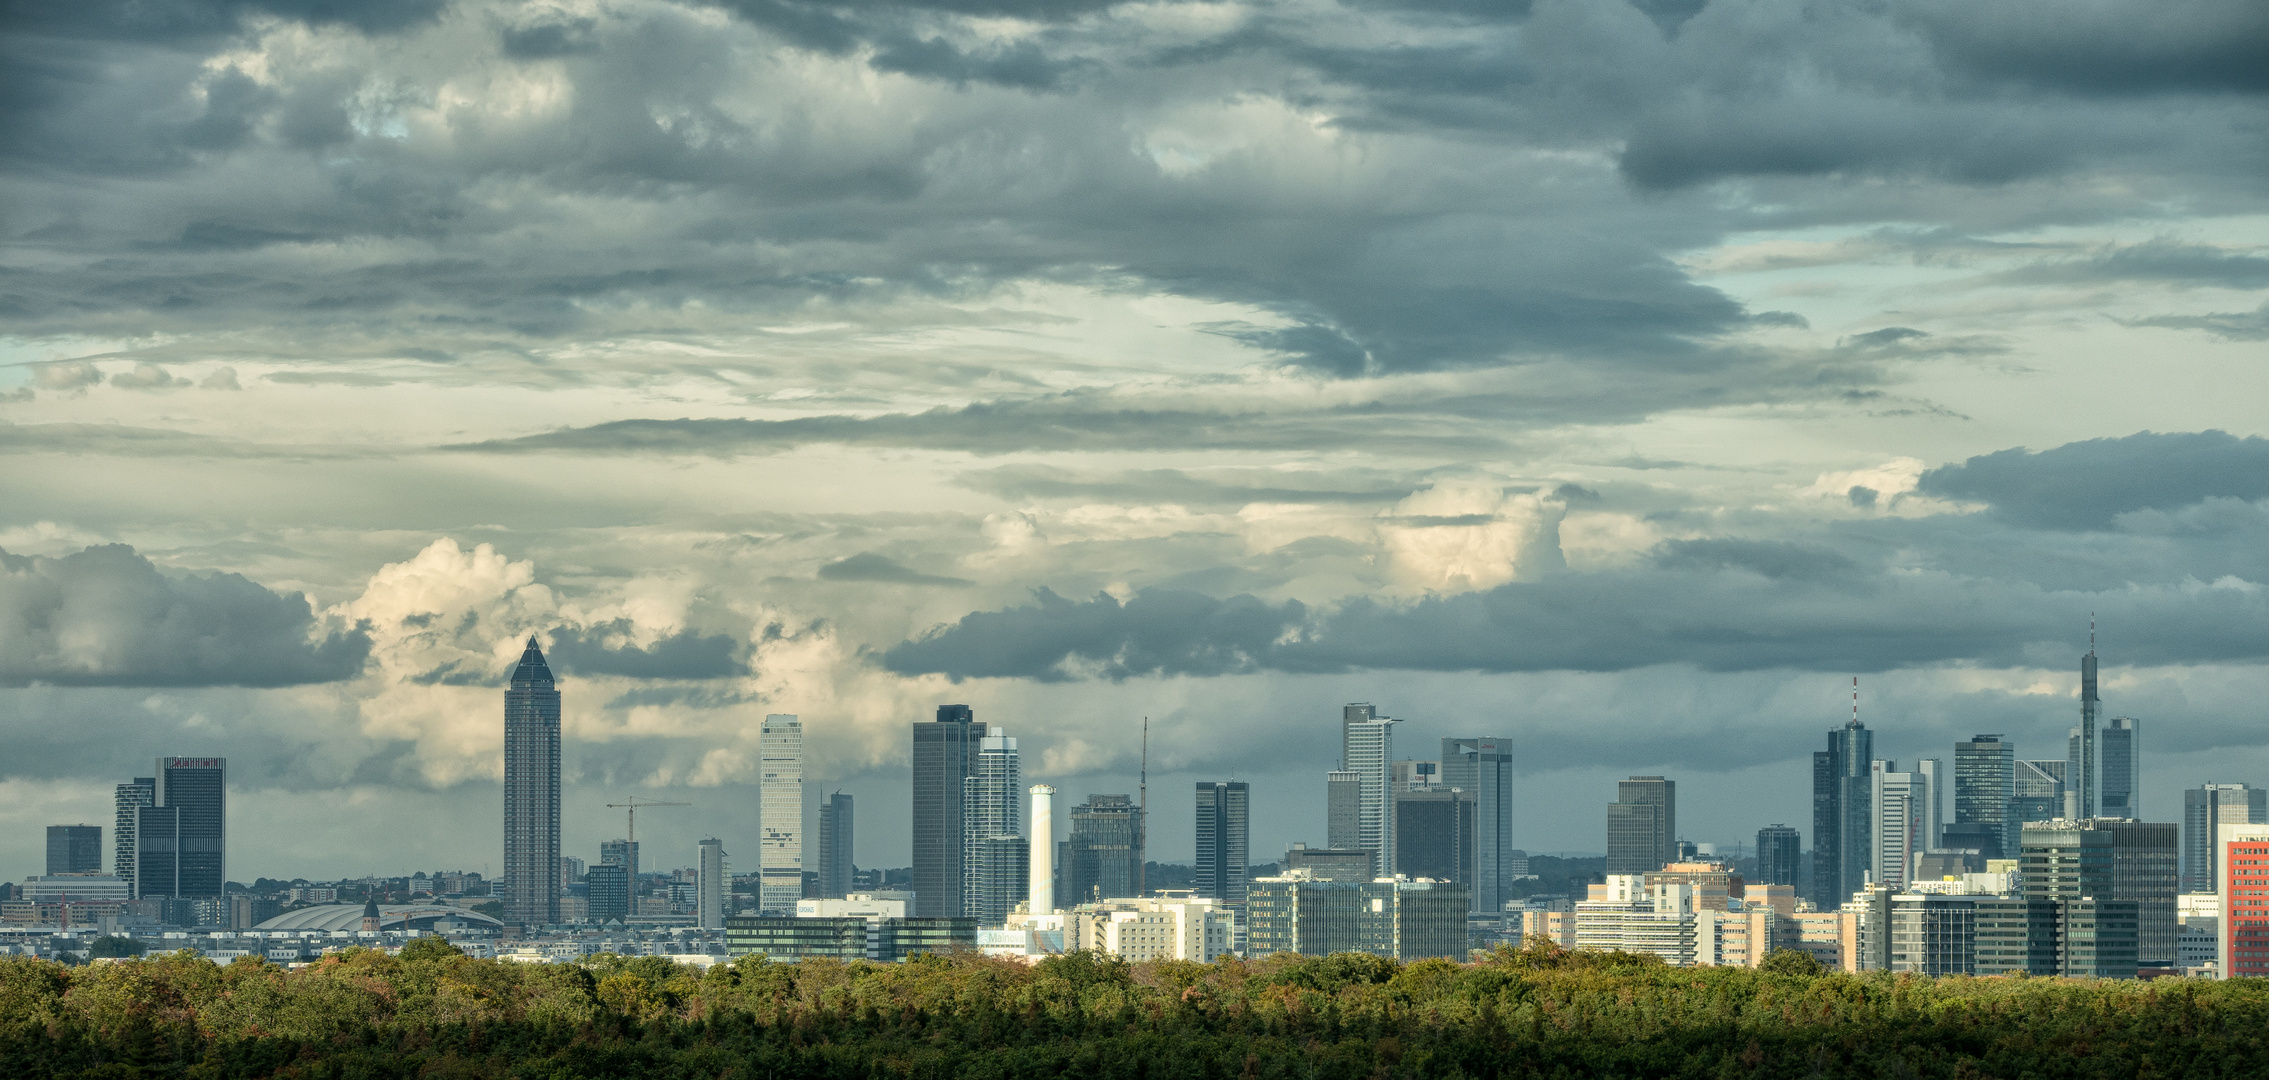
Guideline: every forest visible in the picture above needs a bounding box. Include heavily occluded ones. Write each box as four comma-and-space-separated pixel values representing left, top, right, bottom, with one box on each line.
2, 938, 2263, 1078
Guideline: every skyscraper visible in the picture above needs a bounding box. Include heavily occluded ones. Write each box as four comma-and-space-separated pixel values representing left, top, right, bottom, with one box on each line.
1606, 776, 1674, 874
912, 704, 980, 918
760, 713, 804, 915
1441, 737, 1517, 915
586, 862, 630, 924
1812, 683, 1873, 907
47, 825, 100, 875
1325, 771, 1362, 854
963, 727, 1026, 924
158, 757, 226, 898
2013, 760, 2065, 829
697, 838, 728, 929
1060, 794, 1141, 907
113, 777, 154, 895
1870, 760, 1937, 891
503, 637, 561, 926
1341, 704, 1400, 878
1954, 734, 2015, 858
2067, 644, 2099, 820
1756, 824, 1800, 888
600, 839, 640, 884
1195, 781, 1250, 907
817, 792, 854, 900
2101, 716, 2139, 818
2183, 783, 2267, 893
1394, 788, 1474, 886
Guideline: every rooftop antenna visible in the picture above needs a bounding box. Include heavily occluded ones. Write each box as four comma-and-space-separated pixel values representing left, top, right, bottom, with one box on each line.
606, 795, 690, 848
1851, 676, 1860, 727
1138, 715, 1148, 896
2090, 612, 2096, 655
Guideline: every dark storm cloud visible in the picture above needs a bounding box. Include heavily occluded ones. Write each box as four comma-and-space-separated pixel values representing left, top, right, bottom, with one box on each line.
1916, 430, 2269, 529
817, 553, 974, 587
0, 544, 370, 687
1901, 0, 2269, 96
545, 620, 745, 679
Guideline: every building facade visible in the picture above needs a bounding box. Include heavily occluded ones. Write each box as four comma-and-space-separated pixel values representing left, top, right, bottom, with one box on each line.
2184, 783, 2266, 893
1813, 712, 1872, 908
1394, 788, 1473, 888
759, 714, 804, 915
2012, 759, 2066, 830
816, 792, 854, 900
1281, 844, 1374, 882
962, 728, 1024, 924
1441, 737, 1517, 914
911, 705, 980, 918
1341, 704, 1400, 879
1954, 734, 2015, 859
1061, 794, 1142, 909
112, 777, 155, 896
2100, 717, 2139, 818
1607, 776, 1675, 875
503, 637, 561, 926
586, 863, 630, 923
1195, 781, 1250, 907
697, 837, 727, 929
2218, 824, 2269, 978
2067, 649, 2100, 820
1247, 873, 1467, 961
1325, 771, 1362, 858
1869, 760, 1939, 892
1755, 825, 1800, 888
46, 825, 101, 876
1067, 895, 1237, 962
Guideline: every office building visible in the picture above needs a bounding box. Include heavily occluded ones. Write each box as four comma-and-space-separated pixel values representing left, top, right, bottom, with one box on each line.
1394, 788, 1473, 887
1247, 872, 1468, 960
2090, 819, 2177, 965
1755, 825, 1800, 888
2012, 759, 2065, 830
2219, 824, 2269, 978
816, 792, 854, 900
599, 838, 640, 885
46, 825, 101, 875
2020, 820, 2142, 978
2184, 783, 2267, 893
1392, 760, 1439, 791
1954, 734, 2015, 858
1057, 794, 1141, 909
727, 916, 867, 960
2068, 647, 2100, 820
1607, 776, 1675, 874
797, 892, 912, 920
1067, 895, 1238, 962
760, 714, 804, 915
1574, 876, 1699, 965
1870, 760, 1939, 892
2101, 717, 2139, 818
963, 727, 1025, 924
1325, 771, 1362, 856
503, 637, 562, 926
697, 838, 727, 929
586, 863, 630, 923
1441, 737, 1517, 914
870, 917, 978, 962
1195, 781, 1250, 906
112, 777, 155, 894
1341, 704, 1400, 882
1281, 843, 1374, 881
1643, 862, 1744, 912
133, 757, 227, 901
1812, 697, 1873, 908
912, 704, 981, 918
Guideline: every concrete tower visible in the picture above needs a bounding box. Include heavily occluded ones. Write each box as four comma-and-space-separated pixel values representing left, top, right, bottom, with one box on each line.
1029, 785, 1056, 917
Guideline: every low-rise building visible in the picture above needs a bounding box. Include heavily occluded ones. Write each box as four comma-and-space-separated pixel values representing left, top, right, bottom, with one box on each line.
1066, 895, 1235, 962
1247, 872, 1467, 960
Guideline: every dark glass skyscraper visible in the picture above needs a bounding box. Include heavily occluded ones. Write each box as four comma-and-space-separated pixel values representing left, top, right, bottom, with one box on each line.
1441, 737, 1516, 914
47, 824, 101, 875
817, 792, 855, 899
2067, 647, 2099, 819
1756, 824, 1800, 887
1195, 781, 1250, 906
132, 758, 226, 900
2101, 716, 2138, 818
1812, 696, 1873, 907
1060, 794, 1141, 906
1394, 788, 1473, 887
913, 705, 980, 918
1606, 776, 1674, 874
1955, 734, 2016, 857
503, 637, 561, 926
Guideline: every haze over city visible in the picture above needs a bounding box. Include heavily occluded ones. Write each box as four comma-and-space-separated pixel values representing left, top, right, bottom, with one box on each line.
3, 0, 2267, 889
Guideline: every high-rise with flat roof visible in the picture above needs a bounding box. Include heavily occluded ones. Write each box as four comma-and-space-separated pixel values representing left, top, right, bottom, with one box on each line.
1325, 771, 1362, 857
2101, 717, 2139, 818
1441, 737, 1517, 914
47, 825, 101, 875
2183, 784, 2267, 893
1607, 776, 1675, 874
1341, 704, 1400, 880
1061, 794, 1141, 907
1955, 735, 2015, 858
1195, 781, 1250, 907
1870, 760, 1939, 891
912, 705, 980, 918
503, 637, 561, 926
962, 728, 1025, 924
2013, 760, 2065, 828
113, 777, 155, 895
157, 757, 226, 898
760, 714, 804, 915
697, 838, 728, 929
817, 792, 854, 900
1756, 824, 1800, 888
1395, 788, 1474, 887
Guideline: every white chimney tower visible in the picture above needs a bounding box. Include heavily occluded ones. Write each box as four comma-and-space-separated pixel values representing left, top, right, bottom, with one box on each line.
1029, 784, 1056, 916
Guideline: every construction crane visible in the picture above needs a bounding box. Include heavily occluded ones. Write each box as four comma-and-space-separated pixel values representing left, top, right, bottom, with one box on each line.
606, 796, 690, 846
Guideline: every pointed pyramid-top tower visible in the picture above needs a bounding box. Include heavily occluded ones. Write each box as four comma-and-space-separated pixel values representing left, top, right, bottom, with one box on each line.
511, 636, 554, 689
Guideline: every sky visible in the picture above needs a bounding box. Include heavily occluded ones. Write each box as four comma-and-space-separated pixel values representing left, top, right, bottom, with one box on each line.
2, 0, 2267, 883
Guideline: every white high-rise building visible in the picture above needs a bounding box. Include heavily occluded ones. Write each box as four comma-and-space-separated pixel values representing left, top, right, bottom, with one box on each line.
1342, 704, 1401, 879
963, 727, 1027, 924
697, 837, 728, 929
1870, 760, 1938, 891
759, 714, 803, 915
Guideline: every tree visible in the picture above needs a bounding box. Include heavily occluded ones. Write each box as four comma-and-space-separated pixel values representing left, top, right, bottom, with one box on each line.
1760, 948, 1824, 977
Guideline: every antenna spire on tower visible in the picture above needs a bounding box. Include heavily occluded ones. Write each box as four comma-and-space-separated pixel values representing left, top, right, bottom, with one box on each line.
1851, 676, 1860, 727
2090, 612, 2096, 654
